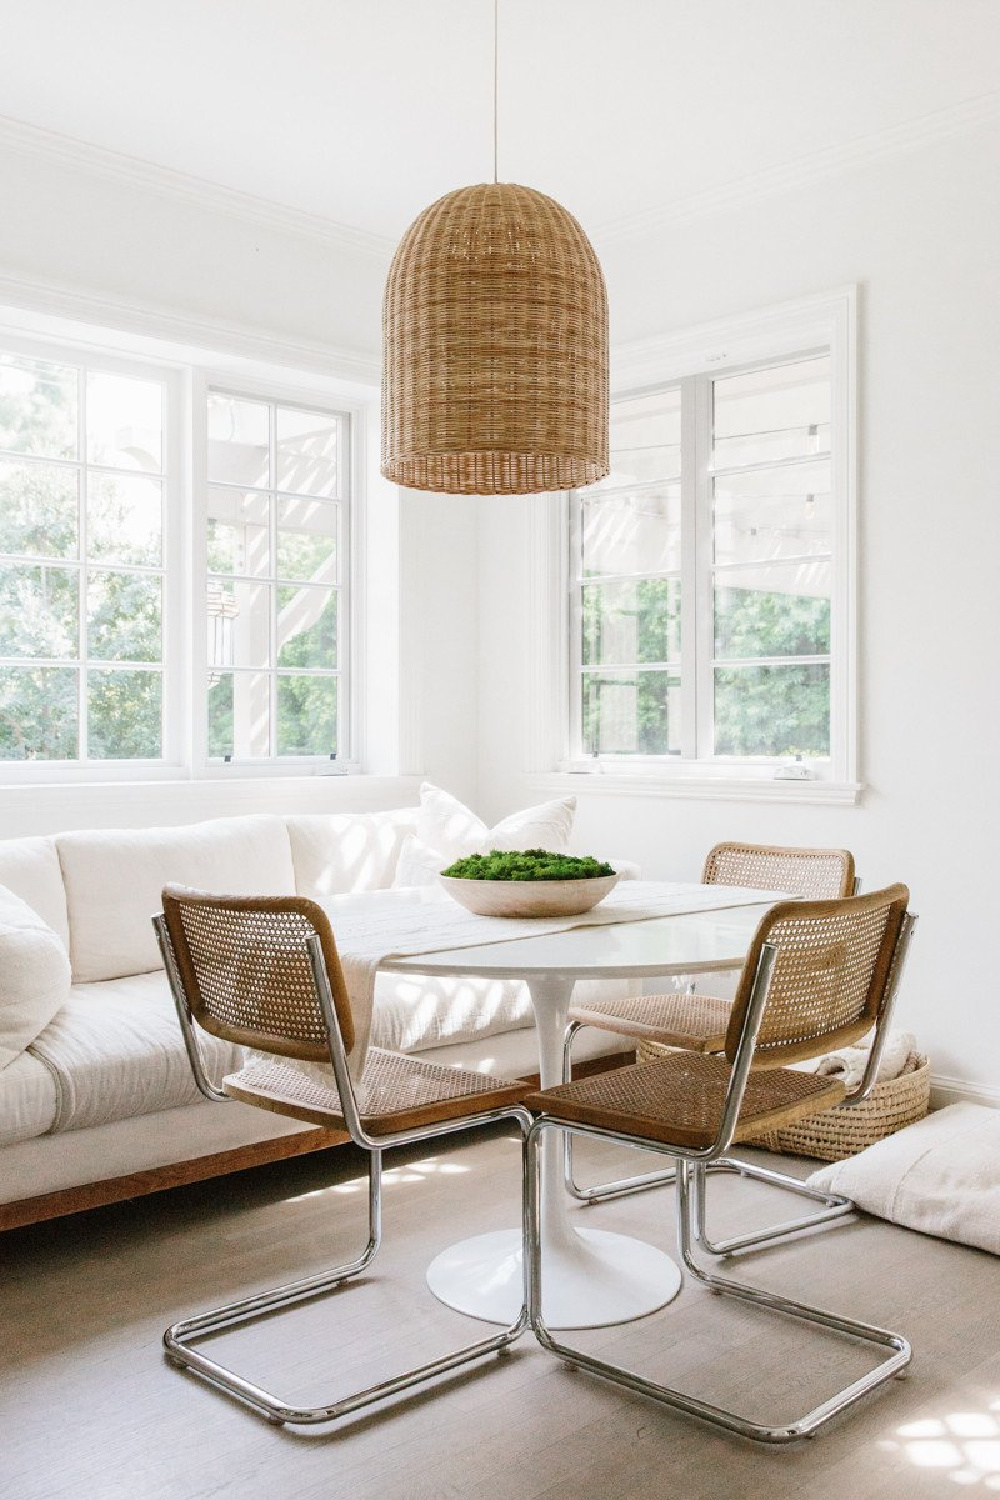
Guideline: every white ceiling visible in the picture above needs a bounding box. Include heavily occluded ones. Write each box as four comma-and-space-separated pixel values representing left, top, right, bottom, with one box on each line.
0, 0, 998, 247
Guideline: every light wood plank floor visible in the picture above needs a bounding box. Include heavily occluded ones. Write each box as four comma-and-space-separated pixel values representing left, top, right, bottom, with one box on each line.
2, 1126, 999, 1500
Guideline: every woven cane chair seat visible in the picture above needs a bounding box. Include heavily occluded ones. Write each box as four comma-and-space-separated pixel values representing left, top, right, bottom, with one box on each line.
568, 991, 732, 1052
525, 1051, 846, 1150
224, 1047, 530, 1136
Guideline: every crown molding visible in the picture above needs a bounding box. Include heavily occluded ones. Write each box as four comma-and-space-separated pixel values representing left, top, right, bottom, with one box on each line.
593, 89, 1000, 247
0, 270, 381, 385
0, 113, 396, 262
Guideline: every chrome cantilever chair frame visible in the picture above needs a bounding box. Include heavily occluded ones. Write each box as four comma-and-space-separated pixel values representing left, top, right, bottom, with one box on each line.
153, 914, 532, 1430
562, 865, 874, 1254
530, 909, 917, 1445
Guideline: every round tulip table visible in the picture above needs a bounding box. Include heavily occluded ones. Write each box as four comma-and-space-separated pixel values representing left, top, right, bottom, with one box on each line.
382, 899, 772, 1331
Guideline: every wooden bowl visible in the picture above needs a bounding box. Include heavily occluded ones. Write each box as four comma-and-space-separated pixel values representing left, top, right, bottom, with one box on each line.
438, 872, 620, 919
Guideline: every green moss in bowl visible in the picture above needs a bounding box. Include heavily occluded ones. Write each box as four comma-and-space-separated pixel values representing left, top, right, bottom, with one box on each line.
440, 849, 616, 882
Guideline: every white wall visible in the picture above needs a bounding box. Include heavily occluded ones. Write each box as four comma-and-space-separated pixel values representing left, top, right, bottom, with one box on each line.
477, 120, 1000, 1099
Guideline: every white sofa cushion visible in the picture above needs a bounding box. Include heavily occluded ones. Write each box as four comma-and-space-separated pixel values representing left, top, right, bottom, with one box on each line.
0, 884, 72, 1070
57, 815, 296, 983
29, 972, 245, 1132
393, 783, 577, 887
0, 1050, 58, 1146
0, 836, 70, 951
286, 808, 418, 900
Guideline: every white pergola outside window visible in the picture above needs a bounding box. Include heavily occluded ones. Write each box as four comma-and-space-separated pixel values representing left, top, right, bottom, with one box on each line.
562, 288, 857, 798
202, 388, 351, 767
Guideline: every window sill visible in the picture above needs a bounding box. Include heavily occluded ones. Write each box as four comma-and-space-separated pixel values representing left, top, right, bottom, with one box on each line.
531, 766, 862, 807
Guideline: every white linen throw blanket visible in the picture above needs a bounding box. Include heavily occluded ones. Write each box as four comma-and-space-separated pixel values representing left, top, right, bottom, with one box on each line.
298, 880, 784, 1089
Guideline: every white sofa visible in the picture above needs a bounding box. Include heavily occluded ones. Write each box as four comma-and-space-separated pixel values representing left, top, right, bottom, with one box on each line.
0, 807, 633, 1229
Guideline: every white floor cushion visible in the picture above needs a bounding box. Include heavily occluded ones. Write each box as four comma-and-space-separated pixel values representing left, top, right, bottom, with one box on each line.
809, 1102, 1000, 1256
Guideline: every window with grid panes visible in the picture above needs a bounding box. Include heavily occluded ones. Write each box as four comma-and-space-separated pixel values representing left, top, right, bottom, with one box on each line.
570, 349, 839, 772
205, 391, 348, 762
0, 350, 168, 762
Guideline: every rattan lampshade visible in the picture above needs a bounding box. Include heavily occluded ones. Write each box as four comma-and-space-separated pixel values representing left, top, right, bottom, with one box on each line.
381, 182, 609, 495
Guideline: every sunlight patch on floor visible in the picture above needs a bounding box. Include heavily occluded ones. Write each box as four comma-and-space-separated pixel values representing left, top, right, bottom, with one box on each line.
878, 1400, 1000, 1487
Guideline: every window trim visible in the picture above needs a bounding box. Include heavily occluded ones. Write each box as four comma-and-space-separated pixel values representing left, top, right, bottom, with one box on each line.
0, 331, 187, 781
550, 287, 859, 802
0, 327, 365, 783
194, 371, 360, 776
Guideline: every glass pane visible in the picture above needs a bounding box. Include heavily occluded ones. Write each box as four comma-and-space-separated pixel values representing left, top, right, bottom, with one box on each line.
581, 669, 681, 756
582, 579, 680, 666
0, 665, 78, 759
712, 355, 830, 469
276, 406, 339, 498
277, 496, 338, 582
0, 355, 78, 460
207, 393, 269, 487
87, 571, 161, 662
86, 372, 162, 473
581, 487, 680, 578
207, 671, 270, 759
277, 585, 337, 669
0, 564, 78, 658
87, 474, 162, 566
207, 487, 270, 576
277, 675, 338, 757
87, 669, 162, 759
714, 562, 831, 660
713, 461, 831, 566
600, 388, 682, 487
207, 579, 270, 670
0, 461, 78, 558
714, 663, 830, 757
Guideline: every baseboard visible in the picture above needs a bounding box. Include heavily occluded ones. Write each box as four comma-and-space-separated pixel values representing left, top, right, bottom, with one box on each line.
930, 1073, 1000, 1111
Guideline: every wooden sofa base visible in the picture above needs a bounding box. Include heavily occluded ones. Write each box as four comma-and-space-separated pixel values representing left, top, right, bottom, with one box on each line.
0, 1050, 634, 1233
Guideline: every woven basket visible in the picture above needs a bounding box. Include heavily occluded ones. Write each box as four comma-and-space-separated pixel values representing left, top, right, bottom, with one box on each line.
637, 1041, 931, 1162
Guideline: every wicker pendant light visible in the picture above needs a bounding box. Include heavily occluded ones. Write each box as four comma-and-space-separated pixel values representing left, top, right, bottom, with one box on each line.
381, 8, 609, 495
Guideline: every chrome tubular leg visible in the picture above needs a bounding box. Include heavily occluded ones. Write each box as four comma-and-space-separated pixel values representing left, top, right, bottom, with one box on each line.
529, 1124, 909, 1445
692, 1155, 855, 1257
164, 1126, 529, 1428
562, 1023, 676, 1206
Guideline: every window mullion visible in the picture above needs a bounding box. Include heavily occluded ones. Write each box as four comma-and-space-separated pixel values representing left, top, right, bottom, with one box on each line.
678, 376, 699, 761
692, 373, 714, 761
77, 367, 88, 761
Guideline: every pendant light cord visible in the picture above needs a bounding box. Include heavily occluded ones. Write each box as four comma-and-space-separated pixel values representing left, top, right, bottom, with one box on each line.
493, 0, 498, 182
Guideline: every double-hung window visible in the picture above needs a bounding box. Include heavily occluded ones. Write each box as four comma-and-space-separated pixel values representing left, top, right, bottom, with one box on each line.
567, 292, 855, 791
0, 326, 357, 778
205, 390, 349, 765
0, 347, 171, 764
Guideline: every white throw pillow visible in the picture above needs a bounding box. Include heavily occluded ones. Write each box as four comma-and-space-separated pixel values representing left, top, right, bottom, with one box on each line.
393, 783, 577, 887
0, 884, 71, 1070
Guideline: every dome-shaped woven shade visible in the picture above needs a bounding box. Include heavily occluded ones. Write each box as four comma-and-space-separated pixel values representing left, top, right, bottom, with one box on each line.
382, 182, 609, 495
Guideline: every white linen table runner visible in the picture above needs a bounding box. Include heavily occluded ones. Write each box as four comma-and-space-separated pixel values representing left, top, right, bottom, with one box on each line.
318, 881, 785, 1080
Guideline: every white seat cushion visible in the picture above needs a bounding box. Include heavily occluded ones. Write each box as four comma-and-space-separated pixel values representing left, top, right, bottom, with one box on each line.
57, 815, 296, 983
28, 972, 245, 1133
0, 884, 72, 1069
0, 1050, 58, 1146
0, 836, 70, 951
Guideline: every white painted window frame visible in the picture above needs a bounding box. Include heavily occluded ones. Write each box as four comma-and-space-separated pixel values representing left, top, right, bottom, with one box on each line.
0, 321, 365, 784
533, 287, 860, 806
0, 330, 186, 783
194, 370, 361, 778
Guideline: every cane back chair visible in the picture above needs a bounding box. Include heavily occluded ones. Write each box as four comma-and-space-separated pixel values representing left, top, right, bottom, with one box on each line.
526, 883, 916, 1444
563, 842, 860, 1252
153, 886, 532, 1429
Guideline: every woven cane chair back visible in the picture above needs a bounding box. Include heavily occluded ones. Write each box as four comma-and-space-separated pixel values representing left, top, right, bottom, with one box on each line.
161, 886, 354, 1063
725, 883, 909, 1067
703, 842, 855, 900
